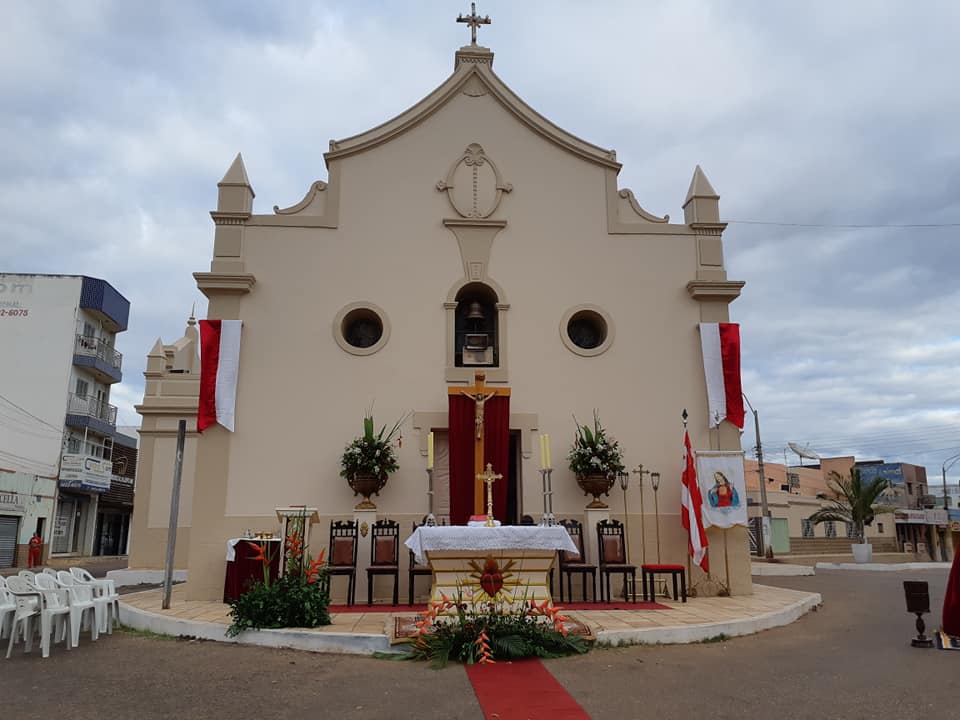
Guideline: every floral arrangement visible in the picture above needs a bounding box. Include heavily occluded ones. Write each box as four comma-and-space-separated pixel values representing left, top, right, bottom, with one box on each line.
567, 411, 625, 478
392, 588, 589, 667
339, 411, 408, 480
226, 511, 330, 637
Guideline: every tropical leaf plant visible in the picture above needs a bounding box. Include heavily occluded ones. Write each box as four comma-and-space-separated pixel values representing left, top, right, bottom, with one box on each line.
808, 467, 895, 544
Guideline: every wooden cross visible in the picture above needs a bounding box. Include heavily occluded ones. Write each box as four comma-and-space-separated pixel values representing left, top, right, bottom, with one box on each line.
477, 463, 502, 527
449, 371, 510, 515
457, 2, 491, 46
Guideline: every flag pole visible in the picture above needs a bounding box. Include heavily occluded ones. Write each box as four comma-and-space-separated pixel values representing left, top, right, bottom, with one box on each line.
723, 529, 730, 591
683, 409, 692, 579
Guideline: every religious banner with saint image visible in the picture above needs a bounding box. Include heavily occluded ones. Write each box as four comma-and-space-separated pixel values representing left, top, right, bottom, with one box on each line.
447, 373, 510, 526
694, 451, 748, 529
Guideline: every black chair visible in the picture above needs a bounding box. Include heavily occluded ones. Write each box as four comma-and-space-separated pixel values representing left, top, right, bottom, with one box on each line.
597, 519, 637, 603
327, 520, 358, 605
408, 521, 433, 606
367, 519, 400, 606
557, 519, 596, 603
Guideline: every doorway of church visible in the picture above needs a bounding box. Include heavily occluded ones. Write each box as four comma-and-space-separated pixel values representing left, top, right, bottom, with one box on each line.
506, 430, 520, 525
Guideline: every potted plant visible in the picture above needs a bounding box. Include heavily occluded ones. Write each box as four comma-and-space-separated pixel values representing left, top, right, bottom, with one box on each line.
340, 411, 407, 510
809, 467, 893, 563
568, 412, 626, 509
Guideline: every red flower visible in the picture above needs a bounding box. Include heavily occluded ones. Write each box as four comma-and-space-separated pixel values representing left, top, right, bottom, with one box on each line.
246, 542, 267, 564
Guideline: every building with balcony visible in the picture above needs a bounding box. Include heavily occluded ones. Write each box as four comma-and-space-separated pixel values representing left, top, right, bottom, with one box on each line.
0, 274, 131, 566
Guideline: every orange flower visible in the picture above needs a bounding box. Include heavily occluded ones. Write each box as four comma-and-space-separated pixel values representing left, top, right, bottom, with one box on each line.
246, 542, 267, 564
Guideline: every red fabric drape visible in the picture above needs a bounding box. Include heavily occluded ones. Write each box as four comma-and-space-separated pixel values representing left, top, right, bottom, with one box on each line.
447, 392, 511, 526
483, 395, 510, 524
197, 320, 222, 432
942, 549, 960, 636
718, 323, 745, 429
448, 394, 476, 526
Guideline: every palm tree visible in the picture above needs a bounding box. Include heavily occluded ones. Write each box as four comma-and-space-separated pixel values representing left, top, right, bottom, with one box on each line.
808, 467, 893, 545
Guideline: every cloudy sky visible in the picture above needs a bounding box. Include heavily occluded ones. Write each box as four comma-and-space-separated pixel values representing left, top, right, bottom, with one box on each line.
3, 1, 959, 485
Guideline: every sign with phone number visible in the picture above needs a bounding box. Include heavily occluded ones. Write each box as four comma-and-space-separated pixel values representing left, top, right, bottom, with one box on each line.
0, 309, 29, 317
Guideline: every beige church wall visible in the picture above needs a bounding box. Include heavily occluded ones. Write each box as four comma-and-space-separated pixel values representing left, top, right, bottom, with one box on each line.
180, 62, 751, 599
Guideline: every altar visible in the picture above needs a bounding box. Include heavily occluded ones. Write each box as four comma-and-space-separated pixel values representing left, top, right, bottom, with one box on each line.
405, 525, 578, 609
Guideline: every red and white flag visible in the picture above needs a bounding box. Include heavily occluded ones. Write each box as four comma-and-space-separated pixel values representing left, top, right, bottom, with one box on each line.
699, 323, 744, 429
198, 319, 242, 433
681, 430, 709, 573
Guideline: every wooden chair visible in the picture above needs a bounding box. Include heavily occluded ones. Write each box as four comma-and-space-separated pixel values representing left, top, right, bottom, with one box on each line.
408, 521, 433, 606
557, 519, 596, 603
366, 519, 400, 606
597, 519, 637, 603
326, 520, 359, 605
641, 564, 687, 603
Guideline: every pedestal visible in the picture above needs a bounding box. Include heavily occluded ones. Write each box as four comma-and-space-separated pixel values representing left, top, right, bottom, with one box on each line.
583, 507, 610, 570
353, 508, 377, 604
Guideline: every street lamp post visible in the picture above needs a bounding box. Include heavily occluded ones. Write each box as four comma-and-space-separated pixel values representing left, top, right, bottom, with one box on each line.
742, 393, 773, 560
942, 452, 960, 511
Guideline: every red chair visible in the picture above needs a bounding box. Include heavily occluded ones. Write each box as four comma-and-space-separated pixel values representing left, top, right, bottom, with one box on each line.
408, 522, 432, 606
327, 520, 358, 605
641, 564, 687, 603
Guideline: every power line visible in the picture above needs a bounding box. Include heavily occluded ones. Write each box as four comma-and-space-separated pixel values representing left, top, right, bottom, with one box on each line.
0, 393, 63, 433
729, 220, 960, 230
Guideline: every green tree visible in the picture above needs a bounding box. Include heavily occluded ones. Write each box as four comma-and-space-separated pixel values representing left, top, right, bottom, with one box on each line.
808, 467, 893, 544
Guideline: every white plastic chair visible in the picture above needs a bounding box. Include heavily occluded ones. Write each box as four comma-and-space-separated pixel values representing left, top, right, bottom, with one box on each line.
36, 573, 97, 648
0, 582, 16, 640
70, 567, 119, 632
5, 576, 71, 659
42, 568, 59, 579
17, 570, 36, 582
58, 571, 111, 636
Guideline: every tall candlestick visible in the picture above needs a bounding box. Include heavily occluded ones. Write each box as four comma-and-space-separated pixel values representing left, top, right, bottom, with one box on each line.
544, 434, 552, 470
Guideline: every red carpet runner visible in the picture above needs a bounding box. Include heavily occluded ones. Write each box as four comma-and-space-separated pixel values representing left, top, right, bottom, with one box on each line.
328, 600, 670, 614
466, 659, 590, 720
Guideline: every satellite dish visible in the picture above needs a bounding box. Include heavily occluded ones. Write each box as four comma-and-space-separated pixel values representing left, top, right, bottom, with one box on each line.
788, 442, 821, 460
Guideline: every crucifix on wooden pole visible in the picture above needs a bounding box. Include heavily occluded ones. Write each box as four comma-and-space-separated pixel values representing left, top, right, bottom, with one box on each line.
449, 370, 510, 516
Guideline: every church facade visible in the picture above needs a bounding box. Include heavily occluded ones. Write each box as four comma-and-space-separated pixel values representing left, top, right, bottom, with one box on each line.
130, 34, 749, 602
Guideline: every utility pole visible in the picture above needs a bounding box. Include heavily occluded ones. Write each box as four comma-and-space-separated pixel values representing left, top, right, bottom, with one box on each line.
162, 419, 187, 610
743, 394, 773, 560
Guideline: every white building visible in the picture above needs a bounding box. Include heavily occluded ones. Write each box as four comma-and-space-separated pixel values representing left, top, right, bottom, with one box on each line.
0, 274, 132, 566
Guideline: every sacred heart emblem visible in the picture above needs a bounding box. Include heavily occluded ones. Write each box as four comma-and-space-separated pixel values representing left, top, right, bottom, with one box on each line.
469, 556, 517, 599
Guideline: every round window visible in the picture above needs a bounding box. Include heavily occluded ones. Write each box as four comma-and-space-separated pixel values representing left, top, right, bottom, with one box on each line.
343, 309, 383, 348
560, 305, 614, 357
333, 303, 390, 356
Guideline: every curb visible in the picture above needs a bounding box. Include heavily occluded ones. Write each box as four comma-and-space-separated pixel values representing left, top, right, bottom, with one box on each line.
108, 569, 188, 587
119, 602, 399, 655
595, 588, 822, 647
815, 562, 951, 572
751, 563, 815, 577
121, 584, 823, 655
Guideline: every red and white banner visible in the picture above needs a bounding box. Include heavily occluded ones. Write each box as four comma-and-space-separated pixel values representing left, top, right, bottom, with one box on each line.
198, 319, 242, 433
681, 430, 709, 573
699, 323, 744, 429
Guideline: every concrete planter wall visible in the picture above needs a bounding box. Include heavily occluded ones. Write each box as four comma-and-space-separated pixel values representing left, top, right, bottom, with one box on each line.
851, 543, 873, 563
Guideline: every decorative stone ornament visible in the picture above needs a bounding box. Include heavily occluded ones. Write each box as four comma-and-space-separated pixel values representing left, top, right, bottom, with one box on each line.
437, 143, 512, 219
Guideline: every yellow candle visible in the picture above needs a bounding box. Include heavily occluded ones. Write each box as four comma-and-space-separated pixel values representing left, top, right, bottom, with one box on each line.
427, 431, 434, 470
539, 434, 546, 469
544, 434, 552, 470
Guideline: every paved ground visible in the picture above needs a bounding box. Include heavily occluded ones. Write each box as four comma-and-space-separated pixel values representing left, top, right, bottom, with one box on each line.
3, 569, 955, 720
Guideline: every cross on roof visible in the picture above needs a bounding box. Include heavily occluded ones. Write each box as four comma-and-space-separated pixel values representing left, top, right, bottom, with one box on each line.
457, 2, 491, 46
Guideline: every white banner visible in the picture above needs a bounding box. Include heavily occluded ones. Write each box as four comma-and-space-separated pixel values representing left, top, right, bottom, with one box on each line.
695, 451, 748, 529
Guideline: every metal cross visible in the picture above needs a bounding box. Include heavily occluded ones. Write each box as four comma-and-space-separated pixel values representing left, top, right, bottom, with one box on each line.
457, 2, 491, 46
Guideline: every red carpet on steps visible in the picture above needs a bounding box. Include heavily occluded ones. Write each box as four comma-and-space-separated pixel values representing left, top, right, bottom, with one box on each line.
327, 600, 670, 614
466, 659, 590, 720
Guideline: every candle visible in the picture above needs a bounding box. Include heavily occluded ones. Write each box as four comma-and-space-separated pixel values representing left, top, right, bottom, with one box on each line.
427, 431, 434, 470
539, 434, 546, 469
544, 433, 552, 470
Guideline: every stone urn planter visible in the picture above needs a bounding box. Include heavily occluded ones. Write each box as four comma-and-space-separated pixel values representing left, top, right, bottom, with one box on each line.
577, 473, 615, 509
851, 542, 873, 564
348, 473, 387, 510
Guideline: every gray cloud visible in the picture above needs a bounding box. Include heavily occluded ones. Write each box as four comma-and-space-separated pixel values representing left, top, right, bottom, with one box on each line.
2, 1, 959, 484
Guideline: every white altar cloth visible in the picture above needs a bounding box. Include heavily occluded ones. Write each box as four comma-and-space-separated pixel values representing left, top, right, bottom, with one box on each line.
404, 525, 578, 566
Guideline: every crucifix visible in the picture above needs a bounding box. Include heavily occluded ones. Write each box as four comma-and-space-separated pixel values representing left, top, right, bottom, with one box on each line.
456, 2, 491, 46
477, 463, 502, 527
449, 370, 510, 515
